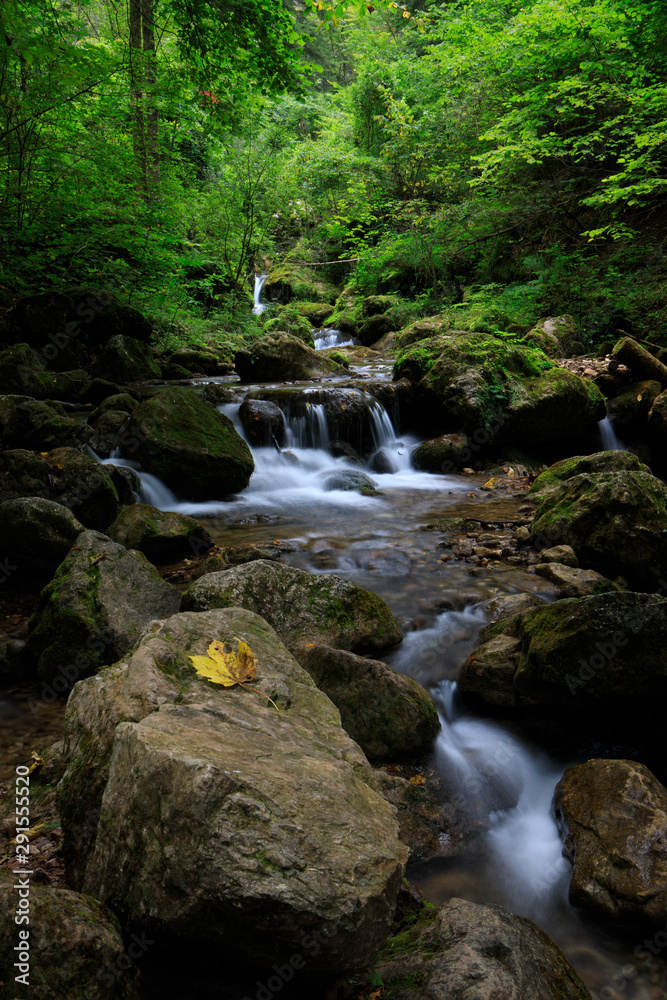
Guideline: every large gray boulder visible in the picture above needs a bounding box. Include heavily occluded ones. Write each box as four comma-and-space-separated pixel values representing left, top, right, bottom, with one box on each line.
0, 874, 133, 1000
554, 759, 667, 927
58, 608, 408, 972
0, 497, 83, 576
27, 529, 181, 685
126, 386, 254, 499
182, 560, 402, 655
295, 643, 439, 760
377, 897, 591, 999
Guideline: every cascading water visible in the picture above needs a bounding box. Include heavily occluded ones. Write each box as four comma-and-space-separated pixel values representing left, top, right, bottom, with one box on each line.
252, 274, 268, 315
598, 416, 624, 451
314, 329, 354, 350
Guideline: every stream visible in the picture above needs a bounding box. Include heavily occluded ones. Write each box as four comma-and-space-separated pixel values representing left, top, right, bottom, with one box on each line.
3, 345, 666, 999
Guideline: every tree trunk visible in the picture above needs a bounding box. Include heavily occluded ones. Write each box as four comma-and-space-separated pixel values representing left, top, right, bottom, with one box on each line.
142, 0, 159, 192
611, 337, 667, 387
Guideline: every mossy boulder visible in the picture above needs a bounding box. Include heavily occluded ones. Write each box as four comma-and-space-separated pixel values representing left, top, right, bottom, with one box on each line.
295, 642, 439, 760
377, 897, 591, 1000
44, 447, 122, 530
533, 562, 621, 598
107, 503, 214, 563
530, 460, 667, 588
327, 284, 364, 335
89, 393, 138, 420
529, 450, 648, 502
521, 315, 577, 357
0, 873, 133, 1000
2, 287, 153, 370
50, 368, 91, 403
393, 313, 452, 349
412, 433, 469, 473
182, 559, 402, 656
4, 398, 92, 450
554, 759, 667, 928
0, 498, 83, 577
0, 393, 33, 435
295, 301, 334, 326
126, 385, 254, 499
0, 448, 52, 503
92, 333, 160, 383
322, 469, 381, 496
0, 343, 56, 398
393, 331, 604, 445
88, 409, 129, 457
608, 380, 661, 433
59, 608, 407, 971
263, 304, 316, 345
234, 332, 347, 382
263, 244, 338, 304
167, 347, 222, 375
26, 529, 181, 686
459, 592, 667, 709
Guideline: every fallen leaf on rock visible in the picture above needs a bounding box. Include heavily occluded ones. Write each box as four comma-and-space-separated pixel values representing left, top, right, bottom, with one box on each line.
28, 751, 44, 774
409, 775, 426, 785
189, 639, 257, 687
10, 823, 46, 844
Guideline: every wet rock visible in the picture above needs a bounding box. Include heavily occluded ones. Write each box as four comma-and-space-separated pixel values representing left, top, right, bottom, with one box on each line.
239, 398, 287, 448
373, 771, 449, 861
88, 409, 129, 457
235, 332, 346, 382
483, 592, 543, 625
27, 529, 181, 686
412, 433, 469, 473
608, 380, 661, 433
530, 458, 667, 588
0, 448, 51, 503
182, 559, 402, 656
105, 464, 140, 507
60, 608, 407, 972
167, 347, 222, 375
107, 503, 213, 563
534, 562, 620, 598
358, 312, 393, 346
126, 386, 254, 500
4, 398, 92, 450
45, 447, 122, 530
539, 544, 578, 565
0, 873, 133, 1000
202, 541, 294, 572
377, 896, 592, 1000
295, 643, 440, 760
322, 469, 381, 496
92, 333, 160, 383
0, 343, 56, 398
80, 378, 124, 406
529, 450, 649, 503
0, 498, 83, 577
459, 592, 667, 709
554, 759, 667, 928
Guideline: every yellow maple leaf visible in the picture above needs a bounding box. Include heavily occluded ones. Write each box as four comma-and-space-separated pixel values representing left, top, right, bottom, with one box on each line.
189, 638, 257, 686
189, 639, 280, 713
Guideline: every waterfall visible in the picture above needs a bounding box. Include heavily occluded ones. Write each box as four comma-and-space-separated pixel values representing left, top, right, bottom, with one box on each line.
286, 403, 331, 450
314, 329, 354, 351
598, 416, 623, 451
368, 400, 412, 473
252, 274, 268, 315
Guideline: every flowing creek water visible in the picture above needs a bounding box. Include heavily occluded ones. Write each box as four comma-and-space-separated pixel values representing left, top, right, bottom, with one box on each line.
2, 348, 666, 998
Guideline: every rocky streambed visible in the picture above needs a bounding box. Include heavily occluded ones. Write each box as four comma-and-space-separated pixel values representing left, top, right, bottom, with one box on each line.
1, 292, 667, 1000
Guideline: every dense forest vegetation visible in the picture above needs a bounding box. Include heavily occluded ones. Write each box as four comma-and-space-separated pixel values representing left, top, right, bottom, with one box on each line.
1, 0, 666, 354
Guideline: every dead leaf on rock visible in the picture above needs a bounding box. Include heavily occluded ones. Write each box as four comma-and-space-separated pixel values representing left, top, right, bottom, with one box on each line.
189, 638, 257, 687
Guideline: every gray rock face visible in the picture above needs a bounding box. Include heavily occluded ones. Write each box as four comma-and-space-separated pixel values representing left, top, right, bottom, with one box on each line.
534, 562, 620, 598
295, 643, 440, 760
107, 503, 213, 563
0, 497, 83, 575
555, 759, 667, 927
182, 559, 402, 656
27, 529, 181, 685
378, 897, 591, 1000
59, 608, 408, 972
0, 874, 133, 1000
